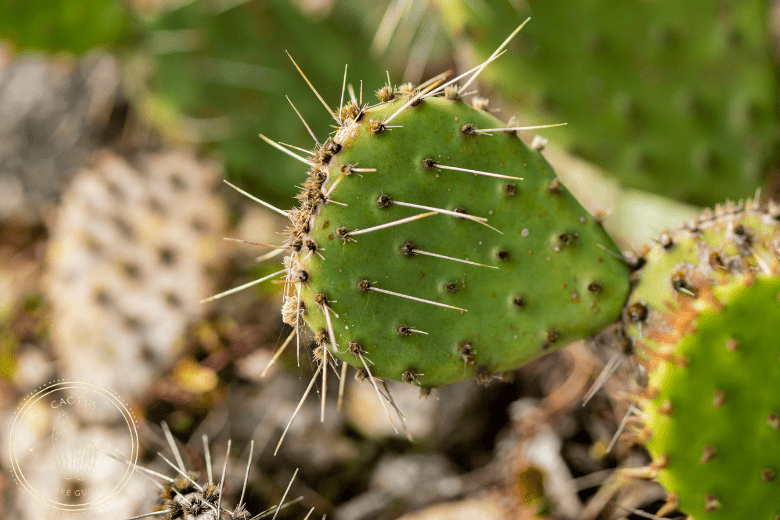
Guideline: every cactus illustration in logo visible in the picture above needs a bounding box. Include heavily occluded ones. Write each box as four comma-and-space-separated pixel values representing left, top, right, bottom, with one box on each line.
51, 421, 97, 482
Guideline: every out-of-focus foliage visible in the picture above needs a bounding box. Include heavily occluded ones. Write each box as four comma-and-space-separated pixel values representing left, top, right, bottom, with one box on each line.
4, 0, 778, 208
134, 0, 391, 206
435, 0, 780, 206
0, 0, 131, 53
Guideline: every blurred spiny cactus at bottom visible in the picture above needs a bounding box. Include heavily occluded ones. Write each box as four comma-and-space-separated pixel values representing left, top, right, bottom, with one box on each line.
133, 424, 303, 520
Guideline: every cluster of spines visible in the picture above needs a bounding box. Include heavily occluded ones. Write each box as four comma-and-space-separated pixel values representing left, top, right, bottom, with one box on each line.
624, 197, 780, 330
613, 196, 780, 385
600, 196, 780, 367
157, 474, 227, 520
124, 423, 308, 520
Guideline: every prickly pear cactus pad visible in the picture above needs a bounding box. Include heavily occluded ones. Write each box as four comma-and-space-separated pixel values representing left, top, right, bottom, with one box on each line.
638, 276, 780, 519
622, 200, 780, 517
624, 199, 780, 351
275, 81, 630, 389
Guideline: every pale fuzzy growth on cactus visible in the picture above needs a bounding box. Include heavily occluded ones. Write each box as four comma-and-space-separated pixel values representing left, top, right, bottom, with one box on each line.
281, 295, 304, 327
213, 23, 630, 439
45, 151, 227, 404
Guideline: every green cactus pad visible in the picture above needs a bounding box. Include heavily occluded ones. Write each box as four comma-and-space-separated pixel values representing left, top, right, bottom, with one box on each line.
643, 276, 780, 518
623, 200, 780, 517
283, 89, 630, 388
624, 200, 780, 350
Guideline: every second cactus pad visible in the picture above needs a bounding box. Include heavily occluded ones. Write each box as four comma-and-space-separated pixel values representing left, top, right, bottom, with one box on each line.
642, 275, 780, 518
621, 200, 780, 517
284, 89, 630, 388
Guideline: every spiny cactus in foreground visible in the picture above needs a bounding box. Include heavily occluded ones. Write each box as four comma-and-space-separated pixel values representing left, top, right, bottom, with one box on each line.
210, 21, 780, 518
609, 199, 780, 518
208, 26, 630, 436
287, 86, 630, 390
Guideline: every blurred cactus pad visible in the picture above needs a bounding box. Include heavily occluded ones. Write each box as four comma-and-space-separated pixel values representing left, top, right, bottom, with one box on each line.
436, 0, 780, 206
135, 0, 389, 206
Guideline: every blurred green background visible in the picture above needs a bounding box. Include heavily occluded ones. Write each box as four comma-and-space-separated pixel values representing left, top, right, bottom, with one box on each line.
4, 0, 777, 209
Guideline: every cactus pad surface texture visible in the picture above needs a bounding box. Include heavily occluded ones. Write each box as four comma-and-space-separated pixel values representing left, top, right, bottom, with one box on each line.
624, 200, 780, 518
275, 72, 630, 389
